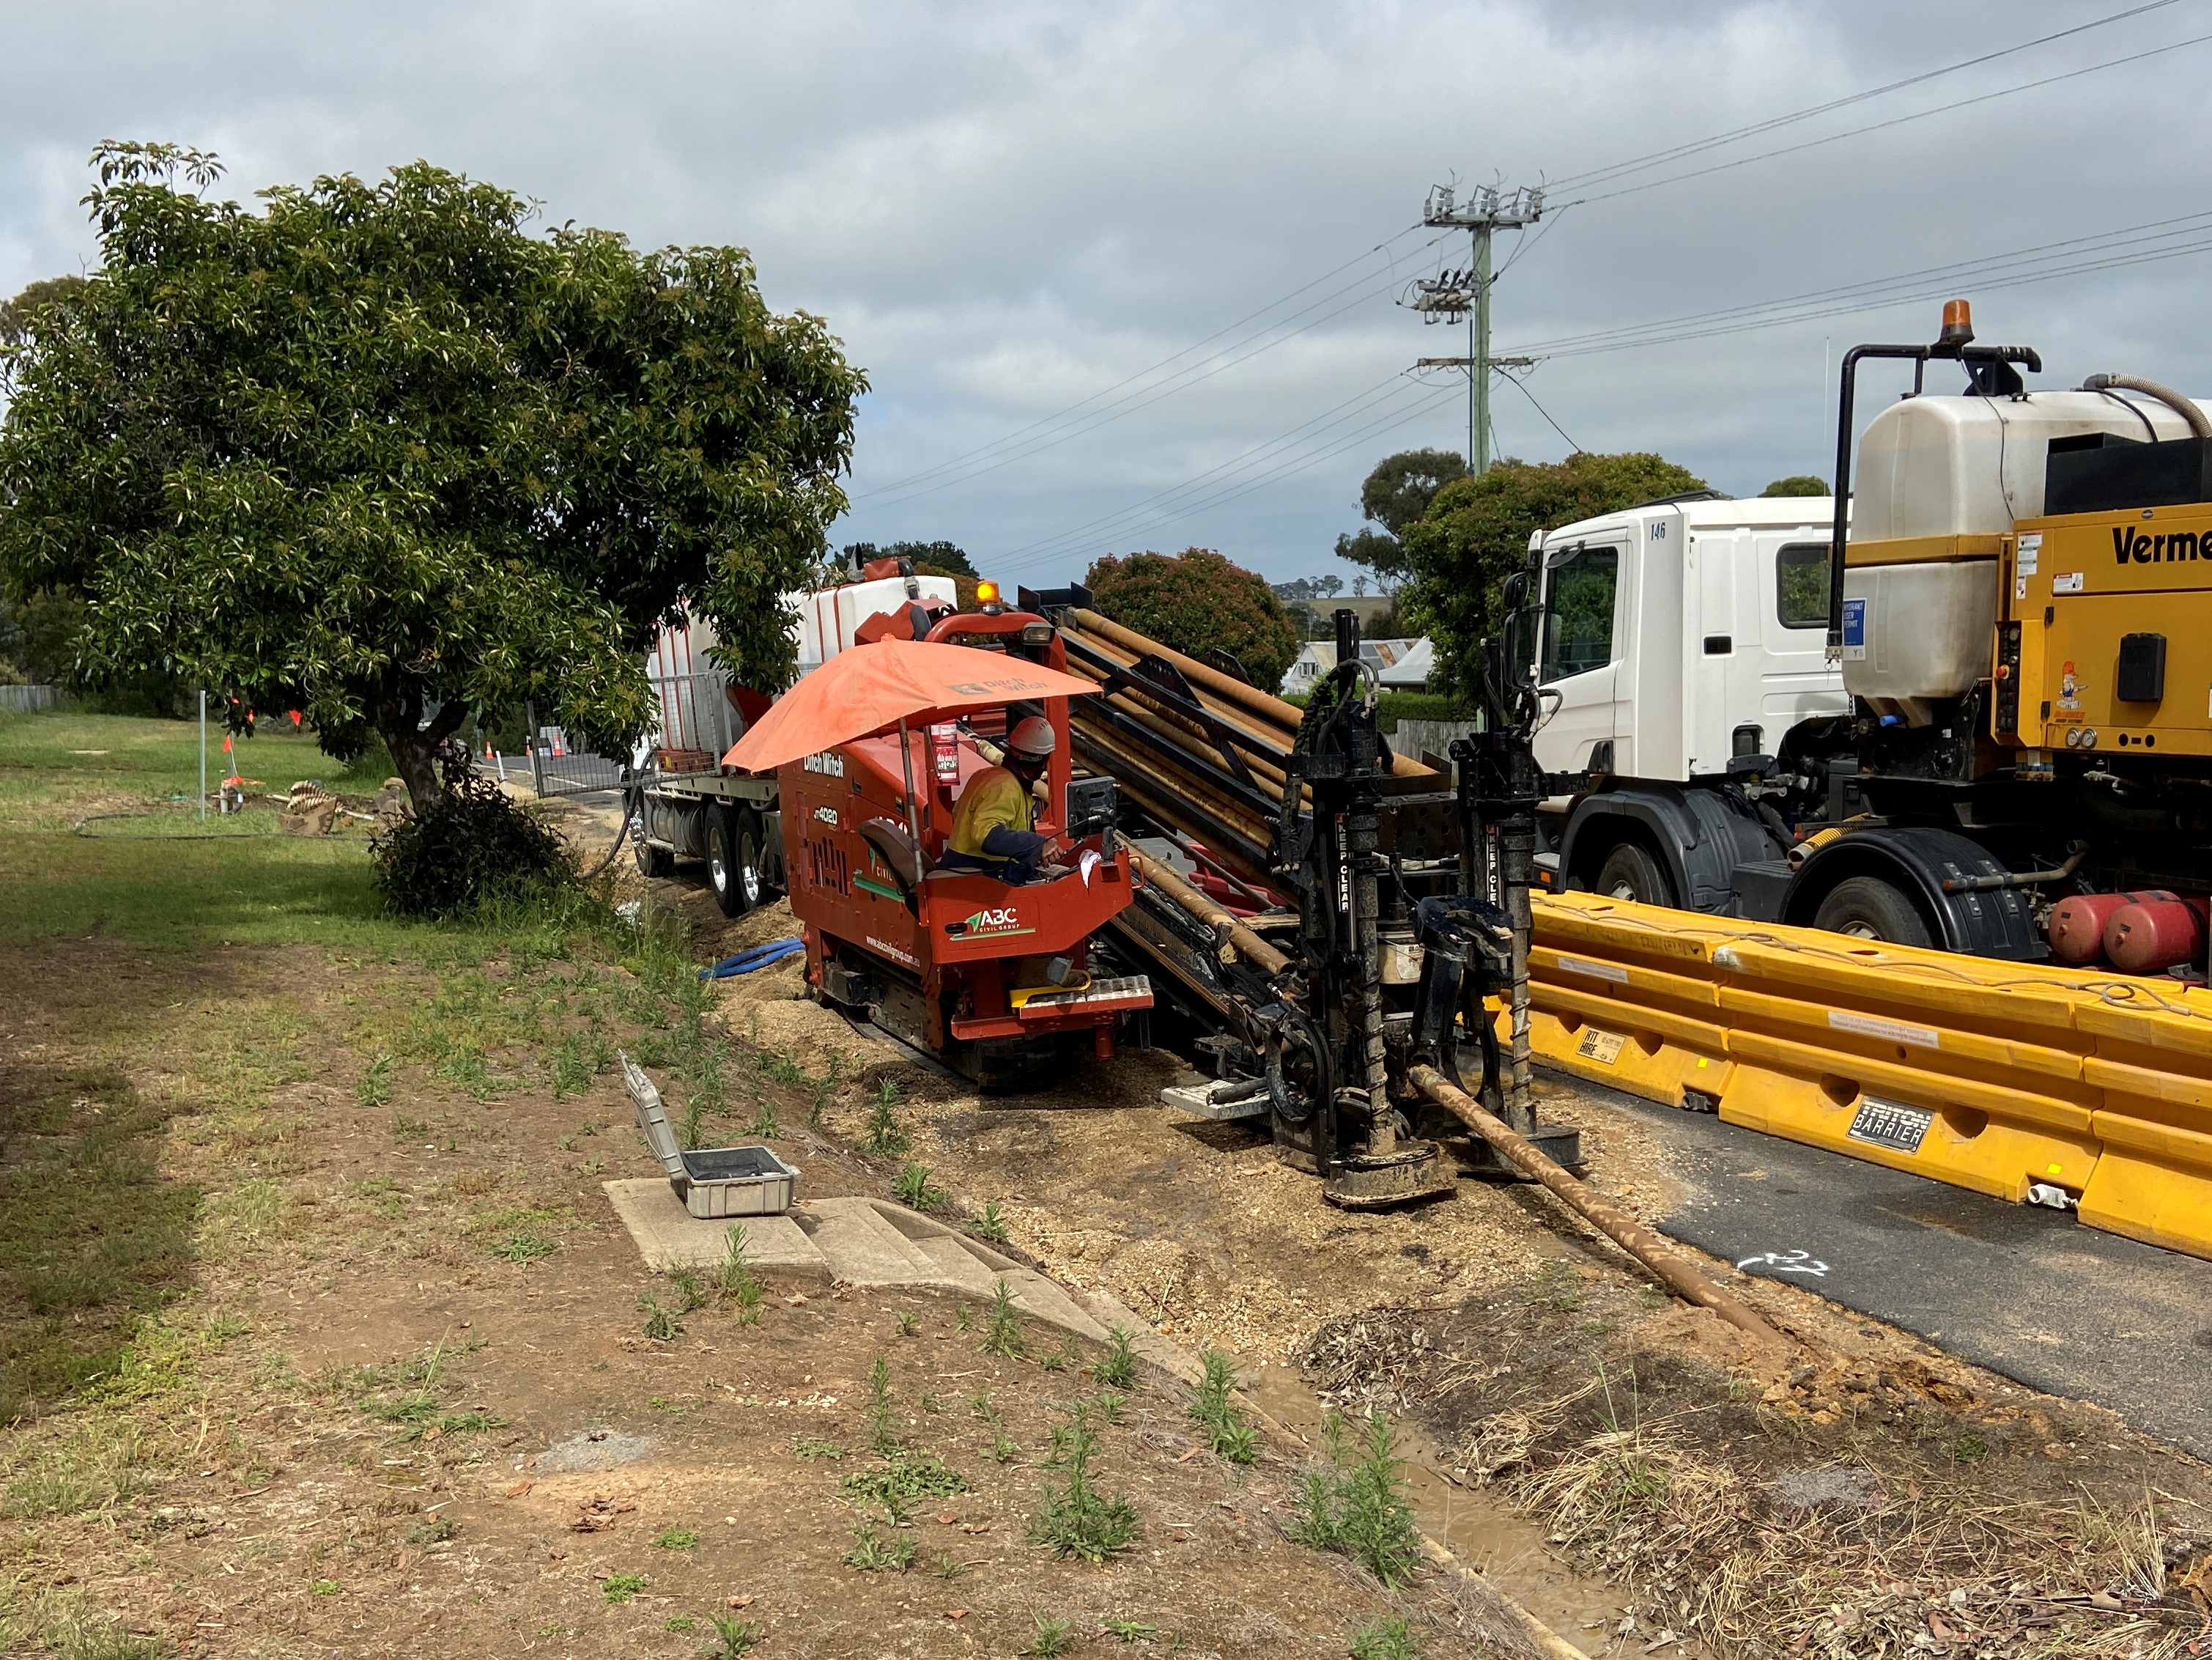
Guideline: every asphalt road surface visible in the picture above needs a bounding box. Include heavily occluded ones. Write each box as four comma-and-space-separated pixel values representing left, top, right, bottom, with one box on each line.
1569, 1078, 2212, 1458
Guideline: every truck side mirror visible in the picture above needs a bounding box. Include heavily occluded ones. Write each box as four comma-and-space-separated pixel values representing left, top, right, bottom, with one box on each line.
1502, 572, 1529, 612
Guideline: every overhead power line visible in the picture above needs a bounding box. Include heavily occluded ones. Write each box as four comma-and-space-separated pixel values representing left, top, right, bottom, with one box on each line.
1547, 0, 2184, 193
848, 224, 1435, 506
1502, 208, 2212, 360
1561, 26, 2212, 207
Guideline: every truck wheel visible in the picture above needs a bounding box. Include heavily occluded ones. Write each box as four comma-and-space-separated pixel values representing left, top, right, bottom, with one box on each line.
631, 804, 673, 878
1595, 841, 1675, 908
1813, 876, 1934, 948
733, 806, 771, 908
709, 805, 755, 918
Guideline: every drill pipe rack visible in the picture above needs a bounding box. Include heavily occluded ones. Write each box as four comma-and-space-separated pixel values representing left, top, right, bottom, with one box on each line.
1024, 586, 1586, 1207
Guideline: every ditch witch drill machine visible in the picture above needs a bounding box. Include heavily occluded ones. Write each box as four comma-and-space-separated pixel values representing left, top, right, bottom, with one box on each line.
1034, 596, 1586, 1209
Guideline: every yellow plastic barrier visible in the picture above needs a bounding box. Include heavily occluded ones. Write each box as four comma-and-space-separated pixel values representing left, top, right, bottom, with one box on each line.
1506, 891, 2212, 1263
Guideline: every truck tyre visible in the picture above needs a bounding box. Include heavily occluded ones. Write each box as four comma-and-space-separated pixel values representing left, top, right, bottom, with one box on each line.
1813, 876, 1934, 948
1595, 841, 1676, 908
709, 805, 755, 918
734, 805, 773, 907
631, 803, 673, 878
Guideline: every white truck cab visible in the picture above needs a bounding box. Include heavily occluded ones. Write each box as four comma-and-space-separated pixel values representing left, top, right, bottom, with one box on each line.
1531, 493, 1846, 781
1528, 492, 1849, 912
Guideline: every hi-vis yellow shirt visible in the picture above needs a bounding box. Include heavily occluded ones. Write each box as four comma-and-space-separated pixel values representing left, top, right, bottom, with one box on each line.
949, 765, 1035, 857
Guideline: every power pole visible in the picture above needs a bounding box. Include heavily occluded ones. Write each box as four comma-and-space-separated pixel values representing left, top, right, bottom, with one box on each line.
1411, 183, 1542, 476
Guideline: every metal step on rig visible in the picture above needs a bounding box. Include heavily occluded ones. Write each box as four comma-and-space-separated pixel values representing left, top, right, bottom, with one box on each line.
1024, 589, 1588, 1209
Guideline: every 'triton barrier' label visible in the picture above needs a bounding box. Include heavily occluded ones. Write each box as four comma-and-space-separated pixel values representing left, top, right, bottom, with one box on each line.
1846, 1096, 1936, 1154
1828, 1009, 1939, 1049
1557, 955, 1630, 984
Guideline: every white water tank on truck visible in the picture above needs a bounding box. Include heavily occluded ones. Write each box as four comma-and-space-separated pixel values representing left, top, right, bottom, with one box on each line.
1843, 390, 2212, 713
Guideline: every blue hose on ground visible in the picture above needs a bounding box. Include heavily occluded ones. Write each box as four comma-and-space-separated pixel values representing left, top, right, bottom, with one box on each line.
701, 937, 805, 979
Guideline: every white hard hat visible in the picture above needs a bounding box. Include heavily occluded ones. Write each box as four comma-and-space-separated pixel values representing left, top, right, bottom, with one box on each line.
1007, 716, 1056, 760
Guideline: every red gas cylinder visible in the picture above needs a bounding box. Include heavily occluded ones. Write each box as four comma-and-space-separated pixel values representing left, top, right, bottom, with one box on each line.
2104, 892, 2210, 975
2048, 891, 2145, 964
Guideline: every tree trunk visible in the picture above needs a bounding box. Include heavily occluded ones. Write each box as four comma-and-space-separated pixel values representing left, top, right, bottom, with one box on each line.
376, 679, 468, 811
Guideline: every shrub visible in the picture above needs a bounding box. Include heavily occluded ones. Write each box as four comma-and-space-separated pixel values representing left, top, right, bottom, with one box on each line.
370, 745, 574, 919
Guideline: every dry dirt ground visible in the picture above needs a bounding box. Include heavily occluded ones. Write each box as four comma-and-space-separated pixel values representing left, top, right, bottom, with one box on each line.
5, 765, 2211, 1660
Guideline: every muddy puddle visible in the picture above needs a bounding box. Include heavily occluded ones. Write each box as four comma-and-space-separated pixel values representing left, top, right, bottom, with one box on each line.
1248, 1360, 1717, 1660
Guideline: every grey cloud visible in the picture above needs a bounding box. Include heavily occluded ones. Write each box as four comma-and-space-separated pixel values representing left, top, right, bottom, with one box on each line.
4, 1, 2209, 582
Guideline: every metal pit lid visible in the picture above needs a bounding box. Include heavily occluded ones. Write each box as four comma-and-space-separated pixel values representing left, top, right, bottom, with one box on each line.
620, 1053, 686, 1179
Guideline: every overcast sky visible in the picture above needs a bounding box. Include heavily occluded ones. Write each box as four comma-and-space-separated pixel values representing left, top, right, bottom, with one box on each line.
6, 1, 2211, 586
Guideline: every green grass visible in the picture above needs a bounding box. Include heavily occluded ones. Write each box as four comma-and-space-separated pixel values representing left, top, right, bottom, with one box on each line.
1189, 1349, 1257, 1464
0, 1066, 202, 1420
1029, 1402, 1138, 1563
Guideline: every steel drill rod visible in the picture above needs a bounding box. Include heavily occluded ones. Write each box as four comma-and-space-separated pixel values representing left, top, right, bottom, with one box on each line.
1408, 1065, 1793, 1350
1130, 852, 1291, 975
1068, 608, 1437, 779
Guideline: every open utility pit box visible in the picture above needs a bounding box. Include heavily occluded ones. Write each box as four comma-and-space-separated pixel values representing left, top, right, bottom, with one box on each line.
621, 1053, 798, 1219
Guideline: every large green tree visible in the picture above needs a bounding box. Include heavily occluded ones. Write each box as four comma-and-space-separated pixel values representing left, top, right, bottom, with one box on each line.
1333, 446, 1469, 586
0, 142, 865, 803
1084, 547, 1299, 691
1400, 451, 1707, 696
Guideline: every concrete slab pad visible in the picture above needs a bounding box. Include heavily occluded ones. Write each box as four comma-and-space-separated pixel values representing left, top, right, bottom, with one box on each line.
602, 1178, 829, 1280
797, 1196, 945, 1285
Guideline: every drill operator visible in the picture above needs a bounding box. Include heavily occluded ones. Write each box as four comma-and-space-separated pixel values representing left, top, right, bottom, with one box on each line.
942, 716, 1064, 882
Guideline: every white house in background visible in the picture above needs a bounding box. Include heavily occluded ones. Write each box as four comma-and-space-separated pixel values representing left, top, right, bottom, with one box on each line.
1279, 637, 1432, 696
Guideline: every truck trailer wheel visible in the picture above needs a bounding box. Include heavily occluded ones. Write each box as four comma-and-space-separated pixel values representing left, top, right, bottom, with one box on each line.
709, 804, 767, 918
631, 804, 673, 878
1812, 875, 1933, 948
1595, 841, 1675, 908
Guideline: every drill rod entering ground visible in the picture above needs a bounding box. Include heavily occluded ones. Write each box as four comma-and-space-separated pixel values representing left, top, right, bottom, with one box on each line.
1408, 1063, 1793, 1351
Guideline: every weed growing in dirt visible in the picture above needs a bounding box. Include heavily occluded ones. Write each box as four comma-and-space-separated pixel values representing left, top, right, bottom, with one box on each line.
993, 1434, 1021, 1464
808, 1055, 840, 1129
393, 1111, 429, 1139
707, 1616, 759, 1657
720, 1226, 764, 1327
1189, 1350, 1257, 1464
639, 1296, 684, 1342
931, 1554, 971, 1579
1029, 1401, 1138, 1564
972, 1201, 1010, 1244
1287, 1412, 1421, 1589
970, 1392, 997, 1420
895, 1310, 919, 1338
1943, 1429, 1989, 1463
1348, 1615, 1418, 1659
1029, 1614, 1075, 1656
356, 1052, 393, 1107
1104, 1619, 1158, 1643
743, 1097, 778, 1138
843, 1524, 917, 1573
920, 1390, 945, 1414
1095, 1390, 1127, 1425
1095, 1325, 1139, 1389
669, 1269, 709, 1313
892, 1162, 947, 1211
406, 1515, 458, 1545
602, 1571, 646, 1604
681, 1094, 708, 1150
956, 1305, 974, 1332
654, 1527, 698, 1550
310, 1579, 341, 1597
860, 1081, 911, 1159
664, 1616, 695, 1634
981, 1280, 1027, 1360
840, 1451, 968, 1525
492, 1228, 554, 1263
865, 1356, 899, 1453
790, 1436, 844, 1461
